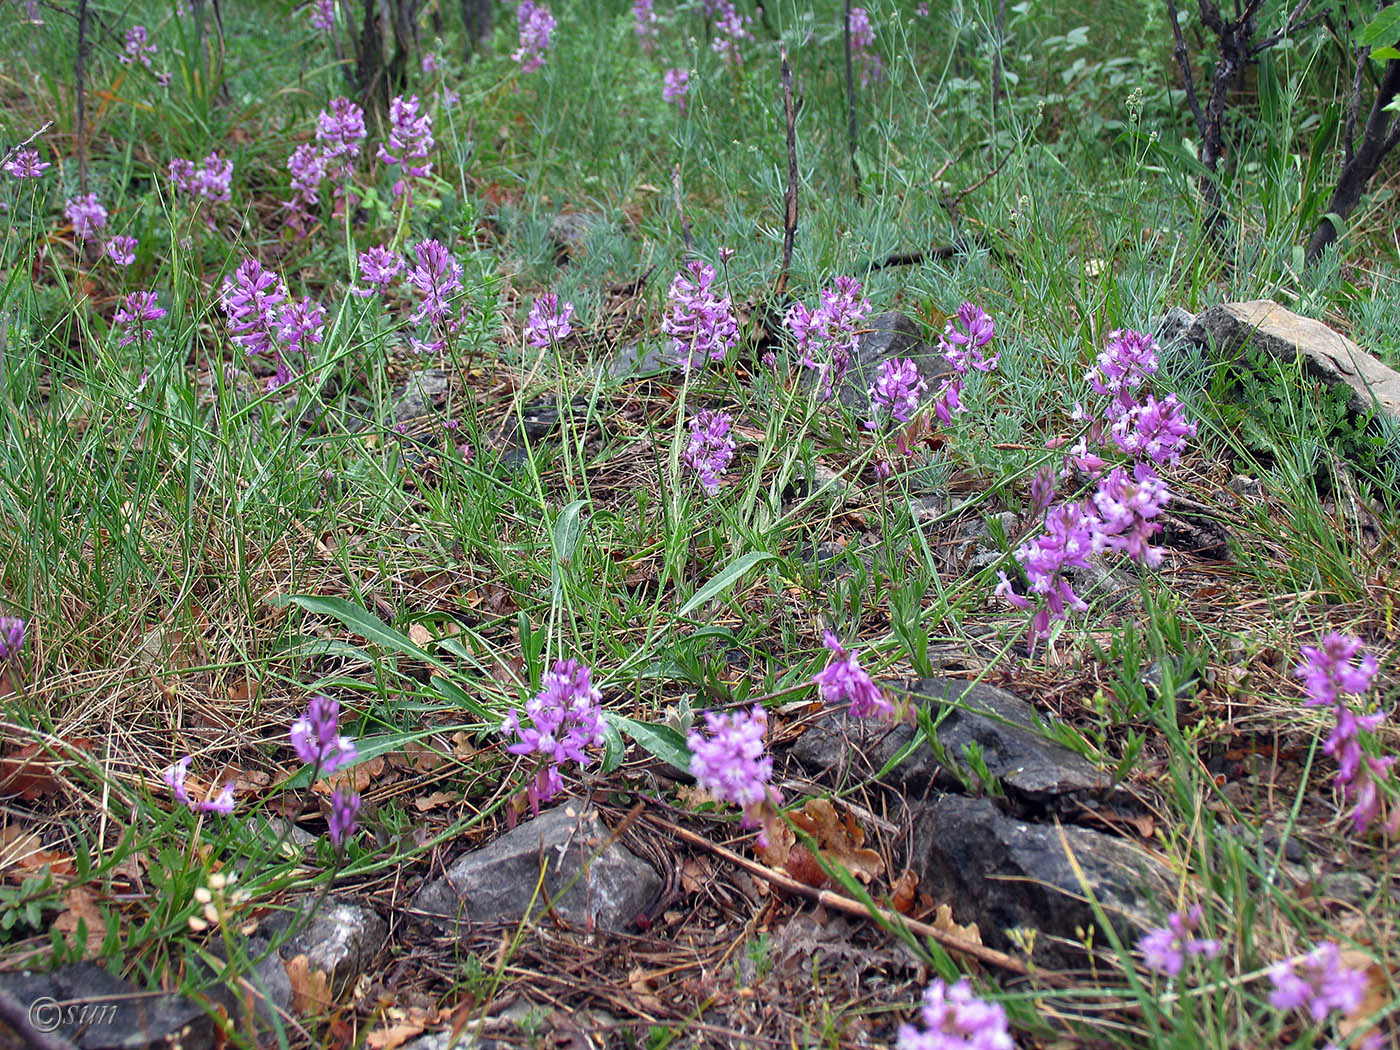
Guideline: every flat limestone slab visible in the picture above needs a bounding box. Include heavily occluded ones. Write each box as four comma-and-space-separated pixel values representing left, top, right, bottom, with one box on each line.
1188, 300, 1400, 424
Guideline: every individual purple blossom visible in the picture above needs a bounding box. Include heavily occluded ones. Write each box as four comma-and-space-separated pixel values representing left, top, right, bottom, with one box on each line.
1267, 942, 1368, 1023
1138, 906, 1221, 976
502, 659, 606, 809
220, 257, 287, 359
916, 2, 929, 15
285, 143, 328, 235
813, 632, 891, 717
4, 148, 49, 179
113, 291, 166, 347
513, 0, 557, 73
0, 617, 25, 661
634, 0, 659, 52
1029, 467, 1056, 516
938, 302, 998, 374
1109, 393, 1197, 465
786, 276, 872, 399
687, 706, 773, 808
525, 294, 575, 348
120, 25, 158, 68
353, 244, 404, 297
376, 95, 434, 199
328, 789, 360, 847
896, 978, 1013, 1050
315, 98, 366, 187
160, 756, 236, 815
663, 261, 740, 368
663, 68, 690, 111
290, 695, 358, 775
683, 408, 736, 495
866, 357, 928, 428
1088, 463, 1169, 568
169, 152, 233, 203
104, 235, 138, 266
710, 0, 753, 66
847, 7, 885, 86
65, 193, 107, 241
405, 238, 463, 328
309, 0, 335, 31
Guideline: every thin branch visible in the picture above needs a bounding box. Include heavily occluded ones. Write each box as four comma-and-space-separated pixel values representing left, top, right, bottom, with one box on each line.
1248, 0, 1314, 56
671, 164, 693, 252
843, 0, 858, 183
1166, 0, 1206, 139
0, 121, 54, 170
775, 48, 798, 299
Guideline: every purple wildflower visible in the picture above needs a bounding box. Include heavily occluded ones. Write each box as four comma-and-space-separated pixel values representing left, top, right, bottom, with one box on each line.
4, 148, 49, 179
405, 239, 463, 328
328, 789, 360, 847
1029, 467, 1056, 516
683, 408, 736, 495
1297, 633, 1379, 709
113, 291, 167, 347
376, 95, 434, 198
896, 978, 1013, 1050
309, 0, 335, 31
687, 706, 773, 808
104, 235, 138, 266
169, 152, 233, 203
848, 7, 885, 85
1268, 942, 1368, 1023
916, 2, 929, 15
1087, 327, 1158, 411
785, 276, 872, 399
65, 194, 107, 241
290, 695, 358, 775
315, 97, 366, 188
995, 501, 1096, 652
663, 261, 740, 368
1109, 393, 1197, 465
525, 294, 575, 348
513, 0, 557, 73
285, 143, 328, 235
270, 296, 327, 390
0, 617, 25, 661
710, 0, 753, 66
938, 302, 998, 374
353, 244, 404, 297
160, 756, 236, 815
120, 25, 158, 68
663, 67, 690, 110
1138, 906, 1221, 976
220, 257, 287, 359
866, 357, 928, 428
813, 631, 891, 717
1088, 463, 1169, 568
634, 0, 659, 52
502, 659, 607, 809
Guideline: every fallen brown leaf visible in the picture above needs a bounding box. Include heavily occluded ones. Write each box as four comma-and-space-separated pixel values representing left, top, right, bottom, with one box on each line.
285, 953, 335, 1014
53, 886, 106, 955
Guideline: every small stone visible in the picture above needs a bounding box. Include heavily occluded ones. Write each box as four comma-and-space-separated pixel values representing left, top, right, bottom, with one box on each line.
548, 212, 605, 264
393, 368, 451, 423
832, 311, 955, 414
261, 897, 386, 996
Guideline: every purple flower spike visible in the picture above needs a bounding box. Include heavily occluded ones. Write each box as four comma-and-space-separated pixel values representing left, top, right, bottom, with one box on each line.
406, 239, 463, 328
353, 244, 404, 297
0, 617, 25, 661
169, 152, 233, 203
65, 194, 107, 241
316, 98, 366, 188
1138, 905, 1222, 976
328, 789, 361, 846
683, 409, 735, 495
161, 756, 235, 815
513, 0, 557, 72
310, 0, 336, 31
786, 276, 872, 399
866, 357, 928, 429
1268, 941, 1368, 1023
290, 695, 358, 775
687, 706, 773, 808
525, 294, 575, 348
4, 149, 50, 179
663, 68, 690, 110
220, 257, 287, 359
634, 0, 658, 52
939, 302, 998, 374
113, 291, 167, 347
376, 95, 434, 198
813, 632, 891, 718
663, 261, 740, 369
105, 235, 138, 266
897, 978, 1013, 1050
848, 7, 885, 86
501, 659, 606, 808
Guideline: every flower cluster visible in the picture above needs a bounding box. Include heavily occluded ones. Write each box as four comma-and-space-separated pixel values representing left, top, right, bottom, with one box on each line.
0, 617, 26, 661
406, 238, 463, 332
785, 276, 871, 400
105, 235, 137, 266
4, 149, 49, 179
161, 756, 236, 815
220, 257, 326, 390
687, 706, 781, 842
502, 659, 607, 811
634, 0, 659, 53
866, 357, 928, 429
284, 144, 328, 234
113, 291, 166, 347
65, 194, 107, 241
290, 695, 361, 847
1268, 941, 1368, 1023
710, 0, 753, 66
1296, 633, 1394, 833
169, 152, 233, 203
813, 632, 890, 717
663, 261, 740, 369
1138, 906, 1221, 976
316, 97, 367, 191
896, 978, 1013, 1050
120, 25, 158, 70
663, 68, 690, 111
683, 408, 735, 495
848, 7, 885, 86
525, 294, 575, 348
352, 244, 404, 297
932, 302, 998, 424
309, 0, 336, 31
513, 0, 557, 73
377, 95, 434, 200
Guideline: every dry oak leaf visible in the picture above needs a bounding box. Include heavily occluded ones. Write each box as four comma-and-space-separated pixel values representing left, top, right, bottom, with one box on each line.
786, 798, 885, 883
0, 738, 95, 800
0, 823, 75, 880
317, 755, 385, 795
930, 903, 981, 946
413, 791, 458, 813
890, 868, 920, 917
53, 886, 106, 955
285, 953, 335, 1014
364, 1006, 437, 1050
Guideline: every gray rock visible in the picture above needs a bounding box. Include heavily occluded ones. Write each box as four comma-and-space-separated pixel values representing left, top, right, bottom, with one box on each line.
910, 794, 1174, 967
1153, 306, 1197, 350
789, 676, 1108, 805
0, 963, 212, 1050
410, 803, 662, 935
603, 341, 685, 379
260, 897, 386, 996
199, 935, 292, 1031
1187, 300, 1400, 426
833, 311, 955, 415
548, 212, 605, 264
393, 369, 451, 423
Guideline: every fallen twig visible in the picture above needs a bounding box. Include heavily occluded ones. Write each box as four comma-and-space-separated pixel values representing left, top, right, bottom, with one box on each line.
775, 48, 798, 299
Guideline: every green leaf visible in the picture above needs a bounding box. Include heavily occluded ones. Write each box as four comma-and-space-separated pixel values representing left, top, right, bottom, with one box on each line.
1372, 45, 1400, 61
277, 595, 446, 671
606, 713, 692, 770
550, 498, 590, 601
428, 675, 493, 720
1358, 6, 1400, 47
677, 551, 776, 619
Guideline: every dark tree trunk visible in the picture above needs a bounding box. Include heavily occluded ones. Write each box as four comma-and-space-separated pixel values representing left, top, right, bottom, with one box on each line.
1306, 57, 1400, 264
75, 0, 88, 194
356, 0, 421, 117
461, 0, 492, 55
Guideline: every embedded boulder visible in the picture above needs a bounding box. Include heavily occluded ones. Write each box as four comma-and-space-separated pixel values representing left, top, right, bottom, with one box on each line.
832, 311, 955, 414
